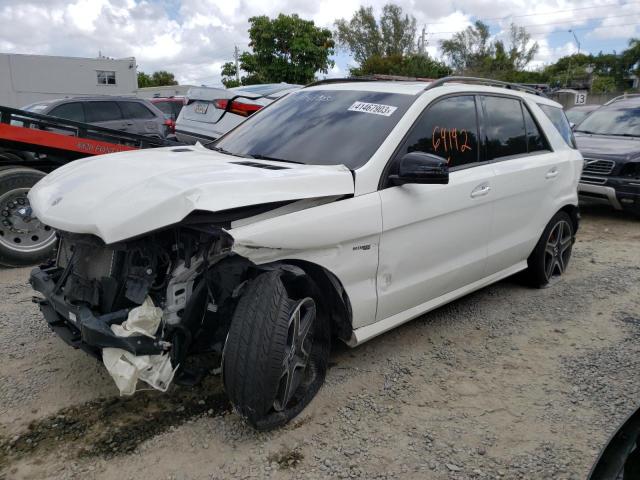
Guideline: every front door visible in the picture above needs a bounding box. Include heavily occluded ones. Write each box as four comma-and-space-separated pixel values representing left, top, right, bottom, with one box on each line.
376, 95, 495, 322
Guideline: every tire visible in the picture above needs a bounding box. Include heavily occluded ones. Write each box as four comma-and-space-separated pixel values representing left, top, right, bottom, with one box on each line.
223, 269, 330, 430
525, 211, 575, 288
0, 167, 57, 267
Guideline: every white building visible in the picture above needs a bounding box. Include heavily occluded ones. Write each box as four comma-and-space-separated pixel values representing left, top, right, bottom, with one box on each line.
0, 53, 138, 108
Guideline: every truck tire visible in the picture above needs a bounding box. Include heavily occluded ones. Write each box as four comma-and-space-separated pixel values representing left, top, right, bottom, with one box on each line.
0, 167, 56, 267
223, 270, 330, 430
525, 211, 575, 288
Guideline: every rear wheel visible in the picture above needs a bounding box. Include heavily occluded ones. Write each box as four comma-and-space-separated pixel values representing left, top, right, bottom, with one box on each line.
223, 270, 330, 430
525, 211, 575, 287
0, 167, 56, 267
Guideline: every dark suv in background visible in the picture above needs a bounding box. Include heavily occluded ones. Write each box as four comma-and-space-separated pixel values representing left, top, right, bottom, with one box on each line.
575, 96, 640, 216
23, 96, 169, 138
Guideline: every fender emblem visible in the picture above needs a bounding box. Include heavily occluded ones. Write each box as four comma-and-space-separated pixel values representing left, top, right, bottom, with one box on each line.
353, 244, 372, 251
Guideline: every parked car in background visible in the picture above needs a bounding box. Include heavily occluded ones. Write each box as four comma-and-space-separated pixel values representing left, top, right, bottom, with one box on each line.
22, 96, 169, 138
565, 104, 600, 126
149, 96, 185, 134
175, 83, 301, 144
28, 77, 582, 430
574, 96, 640, 216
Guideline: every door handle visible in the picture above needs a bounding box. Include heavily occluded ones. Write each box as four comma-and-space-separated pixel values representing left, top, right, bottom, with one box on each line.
470, 184, 491, 198
546, 168, 559, 179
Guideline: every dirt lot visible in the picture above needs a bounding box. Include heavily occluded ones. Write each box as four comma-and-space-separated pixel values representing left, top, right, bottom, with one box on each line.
1, 205, 639, 480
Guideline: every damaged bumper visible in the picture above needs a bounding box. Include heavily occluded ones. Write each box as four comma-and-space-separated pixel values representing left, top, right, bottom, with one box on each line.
30, 266, 165, 358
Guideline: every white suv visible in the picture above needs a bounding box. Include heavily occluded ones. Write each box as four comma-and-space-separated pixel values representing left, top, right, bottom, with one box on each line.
28, 77, 582, 430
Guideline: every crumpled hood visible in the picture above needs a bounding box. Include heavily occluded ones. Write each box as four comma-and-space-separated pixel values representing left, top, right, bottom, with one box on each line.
29, 145, 354, 244
575, 133, 640, 161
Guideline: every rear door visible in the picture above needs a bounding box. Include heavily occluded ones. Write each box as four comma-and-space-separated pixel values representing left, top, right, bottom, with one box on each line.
118, 101, 162, 136
84, 101, 126, 131
482, 95, 559, 274
376, 95, 495, 322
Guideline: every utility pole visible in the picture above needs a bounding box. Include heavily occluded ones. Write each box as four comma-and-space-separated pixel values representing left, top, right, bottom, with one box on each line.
233, 45, 240, 83
569, 29, 581, 55
419, 26, 426, 55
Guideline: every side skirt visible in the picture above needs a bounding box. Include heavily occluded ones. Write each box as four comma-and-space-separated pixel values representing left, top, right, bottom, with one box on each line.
347, 261, 528, 347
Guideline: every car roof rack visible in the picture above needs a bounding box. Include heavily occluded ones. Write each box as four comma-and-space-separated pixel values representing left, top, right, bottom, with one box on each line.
305, 74, 435, 88
603, 93, 640, 105
424, 76, 546, 96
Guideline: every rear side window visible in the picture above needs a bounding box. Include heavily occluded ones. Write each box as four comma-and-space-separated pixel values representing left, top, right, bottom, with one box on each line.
85, 101, 122, 122
49, 102, 85, 123
538, 104, 576, 148
153, 101, 174, 116
119, 101, 156, 119
395, 95, 480, 168
523, 106, 550, 153
482, 96, 527, 160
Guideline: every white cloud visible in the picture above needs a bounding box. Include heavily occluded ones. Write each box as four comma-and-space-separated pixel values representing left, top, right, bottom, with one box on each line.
0, 0, 638, 85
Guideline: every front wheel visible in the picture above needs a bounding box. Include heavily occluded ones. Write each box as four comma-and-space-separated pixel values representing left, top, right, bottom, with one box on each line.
0, 167, 57, 267
525, 211, 575, 288
223, 270, 330, 430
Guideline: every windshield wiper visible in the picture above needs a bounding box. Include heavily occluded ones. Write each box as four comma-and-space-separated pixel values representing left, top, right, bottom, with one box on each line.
248, 154, 304, 164
207, 145, 253, 158
574, 129, 595, 134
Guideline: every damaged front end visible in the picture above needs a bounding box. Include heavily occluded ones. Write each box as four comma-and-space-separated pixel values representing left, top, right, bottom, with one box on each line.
30, 224, 254, 395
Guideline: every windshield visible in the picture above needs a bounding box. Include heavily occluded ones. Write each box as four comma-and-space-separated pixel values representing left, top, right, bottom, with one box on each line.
565, 109, 593, 125
213, 89, 417, 169
576, 106, 640, 136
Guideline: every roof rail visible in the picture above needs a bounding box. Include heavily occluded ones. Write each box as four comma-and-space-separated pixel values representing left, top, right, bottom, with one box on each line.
603, 93, 640, 105
305, 74, 435, 88
424, 76, 546, 97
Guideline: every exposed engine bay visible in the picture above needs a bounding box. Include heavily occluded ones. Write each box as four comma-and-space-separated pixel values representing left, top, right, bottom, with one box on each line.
30, 224, 259, 394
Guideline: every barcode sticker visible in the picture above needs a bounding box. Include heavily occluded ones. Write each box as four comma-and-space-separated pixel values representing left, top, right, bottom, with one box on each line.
348, 101, 397, 117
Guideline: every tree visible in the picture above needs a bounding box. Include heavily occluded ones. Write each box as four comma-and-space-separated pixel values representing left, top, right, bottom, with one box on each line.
221, 62, 241, 88
237, 14, 334, 85
137, 70, 178, 88
439, 21, 538, 79
334, 4, 416, 65
350, 54, 450, 78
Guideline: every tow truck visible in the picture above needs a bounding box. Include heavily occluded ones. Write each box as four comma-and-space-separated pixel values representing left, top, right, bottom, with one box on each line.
0, 105, 180, 266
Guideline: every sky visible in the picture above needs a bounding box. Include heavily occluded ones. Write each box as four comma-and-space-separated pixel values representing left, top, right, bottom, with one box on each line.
0, 0, 638, 86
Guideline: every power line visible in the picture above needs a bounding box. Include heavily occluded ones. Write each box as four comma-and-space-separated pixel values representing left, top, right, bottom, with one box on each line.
427, 13, 640, 36
422, 0, 640, 27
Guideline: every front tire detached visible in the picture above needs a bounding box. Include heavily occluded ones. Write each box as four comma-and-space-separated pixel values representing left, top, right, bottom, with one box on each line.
223, 270, 330, 430
0, 167, 56, 267
525, 211, 575, 288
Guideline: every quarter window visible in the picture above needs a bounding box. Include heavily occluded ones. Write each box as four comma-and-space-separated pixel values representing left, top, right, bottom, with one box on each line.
97, 70, 116, 85
395, 95, 480, 168
49, 102, 85, 123
85, 101, 122, 122
539, 104, 577, 148
482, 96, 527, 160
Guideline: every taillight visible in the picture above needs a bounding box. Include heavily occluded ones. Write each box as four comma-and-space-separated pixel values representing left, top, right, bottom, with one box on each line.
214, 99, 262, 117
163, 118, 175, 134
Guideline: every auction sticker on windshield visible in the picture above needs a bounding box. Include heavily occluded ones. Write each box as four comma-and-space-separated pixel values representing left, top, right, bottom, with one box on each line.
348, 101, 397, 117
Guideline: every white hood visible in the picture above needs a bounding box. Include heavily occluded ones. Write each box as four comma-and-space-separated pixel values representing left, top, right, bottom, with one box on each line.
29, 145, 354, 244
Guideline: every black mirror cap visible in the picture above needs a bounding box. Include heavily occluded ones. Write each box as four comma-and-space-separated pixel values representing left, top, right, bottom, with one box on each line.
390, 152, 450, 186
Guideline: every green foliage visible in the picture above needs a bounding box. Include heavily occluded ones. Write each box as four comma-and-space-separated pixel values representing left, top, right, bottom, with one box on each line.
440, 21, 538, 79
334, 4, 416, 64
591, 75, 616, 93
221, 62, 241, 88
351, 54, 450, 78
137, 70, 178, 88
237, 14, 335, 84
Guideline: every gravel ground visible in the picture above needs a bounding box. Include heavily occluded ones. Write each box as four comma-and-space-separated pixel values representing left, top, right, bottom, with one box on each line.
0, 204, 639, 480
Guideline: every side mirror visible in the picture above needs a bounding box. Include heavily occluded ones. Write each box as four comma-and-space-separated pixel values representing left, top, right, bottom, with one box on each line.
389, 152, 449, 186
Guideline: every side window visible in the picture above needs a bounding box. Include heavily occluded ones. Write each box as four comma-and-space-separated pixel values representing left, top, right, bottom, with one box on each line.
538, 104, 577, 148
395, 95, 479, 168
523, 105, 550, 153
85, 102, 122, 122
482, 96, 527, 160
119, 101, 156, 119
49, 102, 85, 123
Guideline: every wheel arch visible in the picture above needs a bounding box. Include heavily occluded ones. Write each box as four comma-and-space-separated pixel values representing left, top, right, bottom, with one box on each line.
263, 259, 354, 343
559, 203, 580, 234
